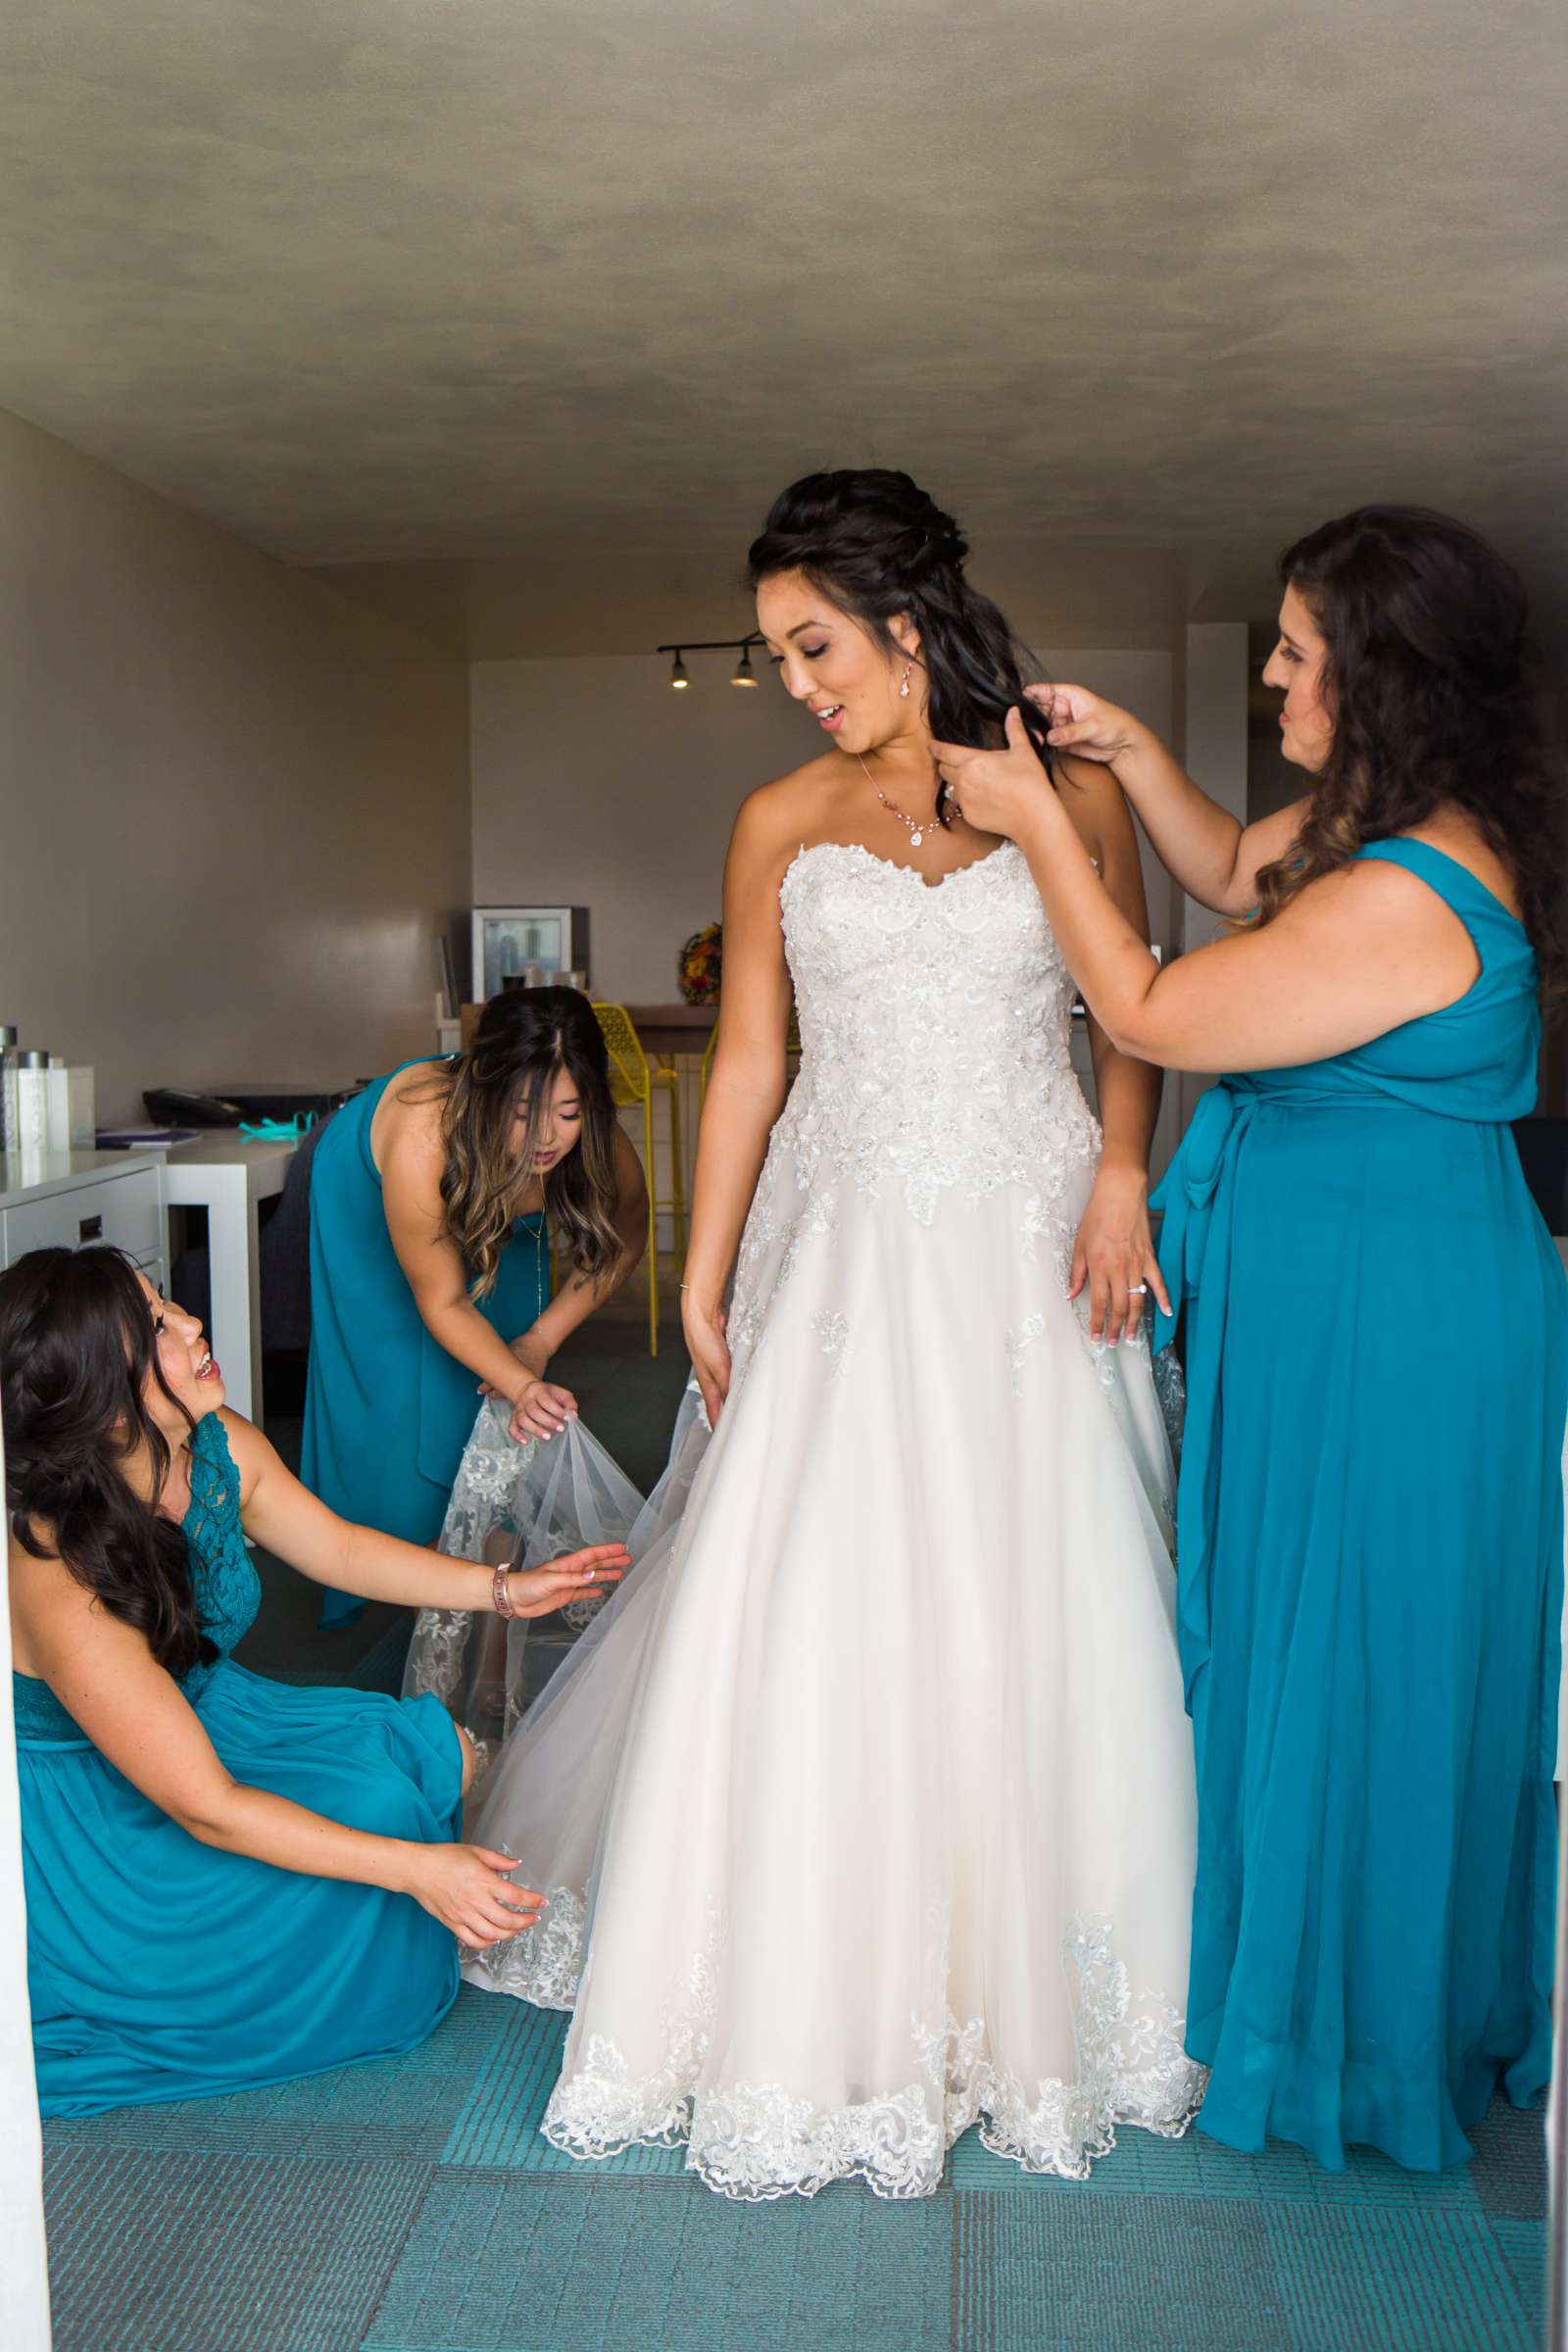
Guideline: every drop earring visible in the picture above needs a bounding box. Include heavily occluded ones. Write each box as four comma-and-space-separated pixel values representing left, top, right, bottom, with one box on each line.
899, 663, 911, 700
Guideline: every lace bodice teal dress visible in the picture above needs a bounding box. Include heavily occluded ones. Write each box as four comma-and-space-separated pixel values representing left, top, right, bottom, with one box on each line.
1152, 840, 1567, 2170
302, 1061, 550, 1627
16, 1414, 465, 2117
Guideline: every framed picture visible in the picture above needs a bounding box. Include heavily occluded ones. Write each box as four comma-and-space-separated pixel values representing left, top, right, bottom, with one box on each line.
471, 906, 591, 1001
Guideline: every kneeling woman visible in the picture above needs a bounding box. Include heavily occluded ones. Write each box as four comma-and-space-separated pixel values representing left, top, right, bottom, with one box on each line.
304, 985, 647, 1625
5, 1246, 627, 2117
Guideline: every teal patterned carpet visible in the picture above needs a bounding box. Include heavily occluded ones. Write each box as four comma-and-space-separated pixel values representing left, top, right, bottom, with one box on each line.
37, 1321, 1549, 2350
41, 1997, 1546, 2352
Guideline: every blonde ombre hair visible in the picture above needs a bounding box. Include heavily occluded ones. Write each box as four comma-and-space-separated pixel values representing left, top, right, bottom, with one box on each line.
419, 987, 622, 1298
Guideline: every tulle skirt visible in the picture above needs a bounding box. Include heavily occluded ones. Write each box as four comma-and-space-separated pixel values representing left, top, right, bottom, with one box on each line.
418, 1156, 1205, 2200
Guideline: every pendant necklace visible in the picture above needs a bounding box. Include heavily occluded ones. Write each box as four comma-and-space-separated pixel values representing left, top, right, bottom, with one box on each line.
856, 751, 941, 849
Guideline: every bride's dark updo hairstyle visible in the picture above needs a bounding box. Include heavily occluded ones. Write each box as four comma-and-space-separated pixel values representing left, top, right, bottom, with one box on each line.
747, 468, 1051, 829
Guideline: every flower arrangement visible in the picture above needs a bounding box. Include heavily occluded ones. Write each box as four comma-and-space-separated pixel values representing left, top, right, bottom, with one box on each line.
678, 923, 722, 1005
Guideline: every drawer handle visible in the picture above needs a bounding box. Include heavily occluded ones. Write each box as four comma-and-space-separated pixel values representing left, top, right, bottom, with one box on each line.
77, 1213, 104, 1243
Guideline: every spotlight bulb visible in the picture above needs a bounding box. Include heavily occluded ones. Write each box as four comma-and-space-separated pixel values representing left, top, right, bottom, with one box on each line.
670, 651, 691, 690
731, 644, 758, 688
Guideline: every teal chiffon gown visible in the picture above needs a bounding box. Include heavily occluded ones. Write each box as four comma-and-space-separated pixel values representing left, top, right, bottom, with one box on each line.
1152, 839, 1567, 2171
17, 1413, 464, 2117
302, 1061, 551, 1626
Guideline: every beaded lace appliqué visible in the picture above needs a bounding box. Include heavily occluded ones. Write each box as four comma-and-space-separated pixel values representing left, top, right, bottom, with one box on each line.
528, 1910, 1204, 2201
727, 844, 1102, 1387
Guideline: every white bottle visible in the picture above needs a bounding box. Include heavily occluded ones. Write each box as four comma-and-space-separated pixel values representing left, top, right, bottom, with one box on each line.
0, 1025, 18, 1154
16, 1052, 50, 1155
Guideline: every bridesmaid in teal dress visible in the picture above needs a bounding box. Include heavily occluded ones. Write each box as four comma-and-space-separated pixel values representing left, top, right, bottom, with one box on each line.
934, 505, 1567, 2171
4, 1245, 627, 2116
303, 986, 647, 1624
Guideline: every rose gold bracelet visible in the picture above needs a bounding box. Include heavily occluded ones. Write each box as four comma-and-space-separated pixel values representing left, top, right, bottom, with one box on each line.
492, 1562, 517, 1619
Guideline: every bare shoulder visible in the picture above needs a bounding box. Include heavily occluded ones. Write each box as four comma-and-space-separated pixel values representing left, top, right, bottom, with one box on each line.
381, 1061, 447, 1121
731, 755, 844, 868
215, 1405, 270, 1501
374, 1065, 448, 1171
9, 1533, 99, 1673
1397, 814, 1523, 918
1053, 751, 1134, 838
1280, 853, 1482, 957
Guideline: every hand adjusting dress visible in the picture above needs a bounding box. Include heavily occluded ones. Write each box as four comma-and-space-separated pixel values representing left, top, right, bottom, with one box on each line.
301, 1059, 550, 1626
17, 1413, 465, 2117
1153, 839, 1567, 2171
466, 840, 1204, 2200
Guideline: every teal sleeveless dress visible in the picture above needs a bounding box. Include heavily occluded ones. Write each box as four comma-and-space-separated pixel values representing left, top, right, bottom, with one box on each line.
16, 1414, 464, 2117
302, 1060, 550, 1625
1152, 839, 1567, 2171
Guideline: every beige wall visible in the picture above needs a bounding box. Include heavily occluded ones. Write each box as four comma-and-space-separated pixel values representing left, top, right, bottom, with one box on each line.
470, 648, 1177, 1006
0, 408, 471, 1124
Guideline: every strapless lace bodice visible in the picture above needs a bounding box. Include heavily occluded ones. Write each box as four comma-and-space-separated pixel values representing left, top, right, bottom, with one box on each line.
726, 841, 1103, 1379
776, 840, 1100, 1227
776, 835, 1098, 1216
13, 1412, 259, 1744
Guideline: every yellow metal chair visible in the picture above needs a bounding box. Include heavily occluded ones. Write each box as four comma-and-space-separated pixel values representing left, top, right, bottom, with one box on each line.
591, 1003, 684, 1355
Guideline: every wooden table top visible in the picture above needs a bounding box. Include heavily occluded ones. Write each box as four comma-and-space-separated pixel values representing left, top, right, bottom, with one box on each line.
623, 1002, 718, 1056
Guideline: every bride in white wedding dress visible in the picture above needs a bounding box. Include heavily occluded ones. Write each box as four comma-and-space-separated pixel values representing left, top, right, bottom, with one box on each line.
462, 470, 1204, 2198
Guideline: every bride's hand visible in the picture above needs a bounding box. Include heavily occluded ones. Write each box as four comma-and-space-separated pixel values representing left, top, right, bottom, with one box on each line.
1070, 1168, 1172, 1346
930, 705, 1061, 838
682, 1291, 731, 1427
1024, 684, 1145, 767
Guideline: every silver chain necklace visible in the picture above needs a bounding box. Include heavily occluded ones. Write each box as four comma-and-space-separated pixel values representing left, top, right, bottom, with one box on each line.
855, 751, 942, 849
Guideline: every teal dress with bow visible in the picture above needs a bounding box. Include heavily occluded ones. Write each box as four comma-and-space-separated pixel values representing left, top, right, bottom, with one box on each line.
302, 1061, 551, 1626
1152, 839, 1566, 2171
16, 1414, 464, 2117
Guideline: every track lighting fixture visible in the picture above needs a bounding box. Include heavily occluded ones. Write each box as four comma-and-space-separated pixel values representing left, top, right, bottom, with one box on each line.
657, 636, 763, 691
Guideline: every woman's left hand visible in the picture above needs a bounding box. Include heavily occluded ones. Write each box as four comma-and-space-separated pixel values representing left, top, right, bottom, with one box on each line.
475, 1330, 578, 1443
506, 1544, 632, 1617
930, 705, 1062, 838
1070, 1169, 1172, 1346
502, 1375, 578, 1445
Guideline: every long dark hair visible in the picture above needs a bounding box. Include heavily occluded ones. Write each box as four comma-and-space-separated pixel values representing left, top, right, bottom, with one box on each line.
1255, 504, 1567, 994
1, 1246, 213, 1678
421, 986, 622, 1298
746, 468, 1053, 828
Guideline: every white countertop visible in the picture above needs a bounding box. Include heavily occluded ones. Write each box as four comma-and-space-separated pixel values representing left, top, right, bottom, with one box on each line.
0, 1147, 166, 1212
165, 1128, 303, 1168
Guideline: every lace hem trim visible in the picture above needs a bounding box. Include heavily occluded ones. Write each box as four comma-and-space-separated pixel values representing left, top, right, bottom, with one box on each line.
540, 2045, 1205, 2203
467, 1900, 1207, 2201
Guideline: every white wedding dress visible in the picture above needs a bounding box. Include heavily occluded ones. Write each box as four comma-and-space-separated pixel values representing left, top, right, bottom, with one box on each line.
460, 839, 1204, 2199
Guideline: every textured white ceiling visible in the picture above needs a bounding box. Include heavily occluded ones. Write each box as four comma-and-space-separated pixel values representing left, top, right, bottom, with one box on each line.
2, 0, 1564, 636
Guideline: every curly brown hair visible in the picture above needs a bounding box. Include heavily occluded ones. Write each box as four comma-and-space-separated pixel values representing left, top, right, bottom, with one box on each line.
1, 1247, 214, 1678
1252, 505, 1567, 997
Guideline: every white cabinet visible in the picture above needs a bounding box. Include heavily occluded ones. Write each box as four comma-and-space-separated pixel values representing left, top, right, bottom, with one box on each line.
0, 1152, 167, 1284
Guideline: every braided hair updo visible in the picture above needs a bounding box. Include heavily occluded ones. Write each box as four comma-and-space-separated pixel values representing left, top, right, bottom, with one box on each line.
747, 469, 1052, 827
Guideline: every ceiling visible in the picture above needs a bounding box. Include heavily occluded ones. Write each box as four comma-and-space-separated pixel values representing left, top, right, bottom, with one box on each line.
2, 0, 1564, 651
